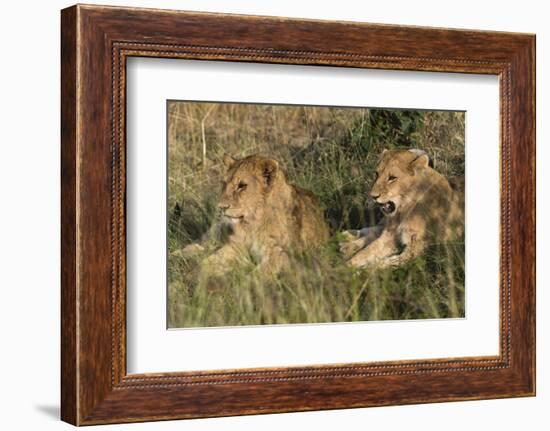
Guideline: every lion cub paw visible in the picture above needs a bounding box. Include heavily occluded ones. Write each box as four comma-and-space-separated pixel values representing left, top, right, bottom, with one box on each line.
339, 231, 363, 258
174, 243, 205, 258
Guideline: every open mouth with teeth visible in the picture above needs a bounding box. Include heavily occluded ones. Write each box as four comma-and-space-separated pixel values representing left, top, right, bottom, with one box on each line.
379, 201, 396, 215
222, 214, 244, 223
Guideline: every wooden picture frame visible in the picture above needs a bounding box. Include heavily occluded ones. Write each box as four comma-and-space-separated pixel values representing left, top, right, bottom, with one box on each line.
61, 4, 535, 425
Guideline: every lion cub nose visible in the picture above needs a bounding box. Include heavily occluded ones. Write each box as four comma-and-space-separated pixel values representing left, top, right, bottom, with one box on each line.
218, 202, 230, 211
370, 192, 380, 200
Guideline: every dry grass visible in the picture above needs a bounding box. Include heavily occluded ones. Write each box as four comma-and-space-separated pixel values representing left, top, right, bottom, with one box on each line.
167, 101, 465, 328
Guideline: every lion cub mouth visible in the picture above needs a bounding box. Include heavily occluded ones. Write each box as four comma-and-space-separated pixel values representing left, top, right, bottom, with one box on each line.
222, 214, 244, 224
379, 201, 396, 215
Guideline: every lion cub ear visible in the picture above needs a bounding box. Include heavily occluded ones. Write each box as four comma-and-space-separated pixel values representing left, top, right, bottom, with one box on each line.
262, 159, 279, 188
222, 154, 237, 169
409, 149, 432, 172
379, 148, 391, 162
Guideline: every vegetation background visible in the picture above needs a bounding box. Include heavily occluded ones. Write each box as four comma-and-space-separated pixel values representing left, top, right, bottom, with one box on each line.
167, 101, 465, 328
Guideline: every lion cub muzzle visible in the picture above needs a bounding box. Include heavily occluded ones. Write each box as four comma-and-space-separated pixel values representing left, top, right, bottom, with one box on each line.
378, 200, 396, 215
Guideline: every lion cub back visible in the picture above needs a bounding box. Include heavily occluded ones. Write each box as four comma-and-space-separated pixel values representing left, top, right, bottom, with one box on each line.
292, 186, 330, 248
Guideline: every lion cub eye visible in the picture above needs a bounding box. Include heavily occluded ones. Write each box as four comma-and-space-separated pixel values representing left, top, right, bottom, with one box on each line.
388, 175, 398, 182
237, 181, 247, 191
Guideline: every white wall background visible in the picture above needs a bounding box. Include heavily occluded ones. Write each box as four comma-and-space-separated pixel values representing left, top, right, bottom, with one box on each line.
0, 0, 546, 429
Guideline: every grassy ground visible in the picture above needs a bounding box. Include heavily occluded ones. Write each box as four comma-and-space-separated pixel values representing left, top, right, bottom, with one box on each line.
167, 102, 465, 328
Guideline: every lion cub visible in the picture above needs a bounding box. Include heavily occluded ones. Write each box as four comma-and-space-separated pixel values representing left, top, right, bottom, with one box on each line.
340, 149, 464, 269
196, 154, 329, 275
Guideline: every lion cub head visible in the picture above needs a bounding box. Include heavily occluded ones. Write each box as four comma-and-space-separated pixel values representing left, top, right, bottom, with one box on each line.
370, 149, 435, 217
217, 154, 286, 226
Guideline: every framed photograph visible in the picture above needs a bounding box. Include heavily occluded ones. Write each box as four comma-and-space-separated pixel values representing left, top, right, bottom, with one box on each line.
61, 4, 535, 425
164, 101, 467, 330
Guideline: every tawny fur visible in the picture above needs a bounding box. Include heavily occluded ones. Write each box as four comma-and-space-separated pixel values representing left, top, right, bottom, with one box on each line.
198, 154, 329, 274
340, 149, 464, 269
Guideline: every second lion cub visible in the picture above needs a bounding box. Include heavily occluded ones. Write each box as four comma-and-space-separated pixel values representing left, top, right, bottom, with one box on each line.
340, 149, 464, 269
